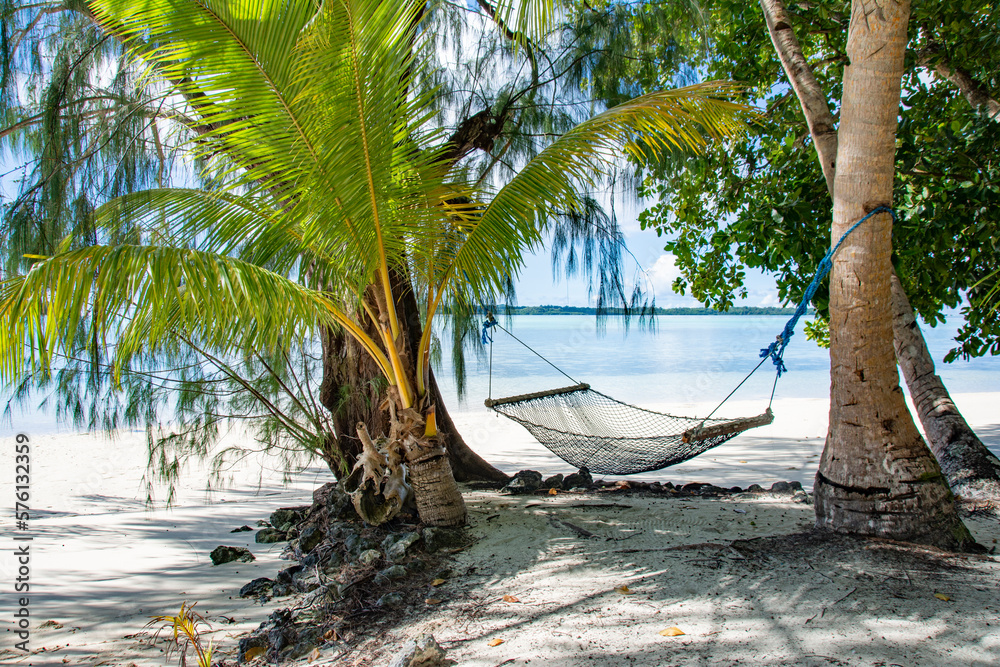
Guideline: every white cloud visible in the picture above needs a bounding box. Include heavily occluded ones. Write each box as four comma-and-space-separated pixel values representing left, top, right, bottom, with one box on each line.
647, 253, 683, 294
757, 291, 781, 307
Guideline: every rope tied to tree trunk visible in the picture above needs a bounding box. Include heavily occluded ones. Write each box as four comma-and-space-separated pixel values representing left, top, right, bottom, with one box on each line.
760, 205, 897, 376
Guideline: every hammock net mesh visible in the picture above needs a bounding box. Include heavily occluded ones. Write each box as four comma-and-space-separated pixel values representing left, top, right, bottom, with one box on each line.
487, 384, 773, 475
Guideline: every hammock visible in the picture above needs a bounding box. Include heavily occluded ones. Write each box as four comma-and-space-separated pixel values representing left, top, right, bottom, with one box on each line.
485, 383, 774, 475
480, 207, 891, 475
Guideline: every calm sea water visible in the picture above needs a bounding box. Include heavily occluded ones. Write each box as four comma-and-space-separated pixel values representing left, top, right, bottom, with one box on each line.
434, 314, 1000, 412
5, 314, 997, 435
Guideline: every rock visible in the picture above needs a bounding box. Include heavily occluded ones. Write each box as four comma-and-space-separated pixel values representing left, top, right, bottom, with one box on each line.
230, 525, 253, 533
239, 577, 275, 599
502, 470, 543, 494
681, 482, 705, 493
276, 565, 303, 586
770, 481, 793, 494
255, 528, 288, 544
563, 467, 593, 489
386, 634, 455, 667
358, 549, 382, 565
422, 527, 465, 553
730, 486, 744, 493
377, 592, 405, 608
374, 564, 408, 585
328, 521, 360, 542
210, 545, 255, 565
296, 525, 324, 554
269, 507, 307, 533
345, 533, 378, 556
792, 490, 812, 504
238, 635, 269, 662
789, 481, 804, 491
746, 484, 764, 493
541, 474, 565, 490
698, 485, 729, 496
406, 557, 427, 572
387, 532, 422, 561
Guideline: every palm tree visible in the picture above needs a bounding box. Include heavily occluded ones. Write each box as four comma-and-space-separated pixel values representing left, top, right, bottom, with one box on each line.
0, 0, 747, 526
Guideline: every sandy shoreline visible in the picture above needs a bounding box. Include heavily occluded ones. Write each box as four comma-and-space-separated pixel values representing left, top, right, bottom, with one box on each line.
0, 393, 997, 665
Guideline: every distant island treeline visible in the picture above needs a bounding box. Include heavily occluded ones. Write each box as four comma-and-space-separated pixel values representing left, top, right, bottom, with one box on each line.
451, 305, 805, 316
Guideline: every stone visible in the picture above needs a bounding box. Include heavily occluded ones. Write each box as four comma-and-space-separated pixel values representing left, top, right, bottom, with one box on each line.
239, 577, 274, 599
563, 467, 593, 489
255, 528, 288, 544
730, 486, 744, 493
297, 525, 324, 554
377, 592, 405, 608
387, 532, 422, 561
238, 635, 269, 662
406, 557, 427, 572
386, 634, 455, 667
792, 490, 812, 504
770, 481, 793, 494
358, 549, 382, 565
746, 484, 764, 493
541, 474, 565, 490
230, 525, 253, 533
502, 470, 543, 494
276, 565, 303, 586
269, 507, 306, 533
681, 482, 705, 493
789, 480, 804, 491
328, 521, 360, 542
374, 564, 408, 585
422, 527, 465, 553
210, 545, 255, 565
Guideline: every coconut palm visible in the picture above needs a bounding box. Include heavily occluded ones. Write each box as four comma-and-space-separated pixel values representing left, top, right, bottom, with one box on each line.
0, 0, 747, 526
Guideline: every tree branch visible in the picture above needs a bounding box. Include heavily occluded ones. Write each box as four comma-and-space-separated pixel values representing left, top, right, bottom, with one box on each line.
917, 46, 1000, 122
759, 0, 838, 196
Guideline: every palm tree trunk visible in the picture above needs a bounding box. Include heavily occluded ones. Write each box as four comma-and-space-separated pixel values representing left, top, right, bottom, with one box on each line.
318, 279, 507, 483
760, 0, 1000, 503
890, 273, 1000, 499
815, 0, 975, 550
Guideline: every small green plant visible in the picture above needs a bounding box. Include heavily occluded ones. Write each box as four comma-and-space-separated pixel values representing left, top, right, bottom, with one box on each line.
147, 601, 213, 667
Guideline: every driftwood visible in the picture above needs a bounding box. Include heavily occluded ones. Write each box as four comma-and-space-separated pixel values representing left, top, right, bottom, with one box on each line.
682, 409, 774, 443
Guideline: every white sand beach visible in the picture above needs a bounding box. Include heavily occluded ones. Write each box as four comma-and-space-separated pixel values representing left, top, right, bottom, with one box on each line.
0, 392, 998, 665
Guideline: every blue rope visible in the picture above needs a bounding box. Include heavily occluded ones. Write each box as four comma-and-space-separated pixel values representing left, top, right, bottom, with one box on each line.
481, 316, 498, 345
760, 205, 897, 376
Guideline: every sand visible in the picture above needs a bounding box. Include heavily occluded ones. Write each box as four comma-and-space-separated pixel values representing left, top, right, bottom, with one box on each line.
0, 393, 998, 666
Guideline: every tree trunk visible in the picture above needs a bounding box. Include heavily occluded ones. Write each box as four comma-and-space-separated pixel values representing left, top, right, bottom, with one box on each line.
317, 275, 507, 484
815, 0, 975, 551
760, 0, 1000, 502
890, 272, 1000, 500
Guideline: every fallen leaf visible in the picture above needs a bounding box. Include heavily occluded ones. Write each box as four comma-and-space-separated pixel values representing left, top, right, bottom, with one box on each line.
934, 593, 951, 601
307, 647, 321, 662
549, 488, 558, 495
502, 594, 520, 603
488, 638, 504, 647
431, 578, 447, 587
425, 598, 443, 604
659, 627, 685, 637
615, 585, 634, 595
244, 646, 267, 661
739, 460, 748, 464
323, 628, 339, 641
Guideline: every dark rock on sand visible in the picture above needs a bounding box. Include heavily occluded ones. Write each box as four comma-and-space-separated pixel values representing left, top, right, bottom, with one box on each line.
210, 545, 255, 565
563, 467, 593, 489
255, 527, 288, 544
502, 470, 543, 494
240, 577, 274, 599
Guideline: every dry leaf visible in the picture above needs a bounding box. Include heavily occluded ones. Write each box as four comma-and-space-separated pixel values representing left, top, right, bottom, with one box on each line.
425, 598, 443, 605
244, 646, 267, 661
307, 647, 321, 662
488, 638, 504, 647
431, 578, 446, 587
739, 460, 748, 464
659, 627, 685, 637
615, 585, 634, 595
934, 593, 951, 601
323, 628, 339, 641
502, 594, 521, 603
549, 488, 558, 495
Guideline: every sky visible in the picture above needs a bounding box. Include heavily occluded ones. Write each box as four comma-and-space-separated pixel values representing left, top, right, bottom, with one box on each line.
510, 195, 782, 309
